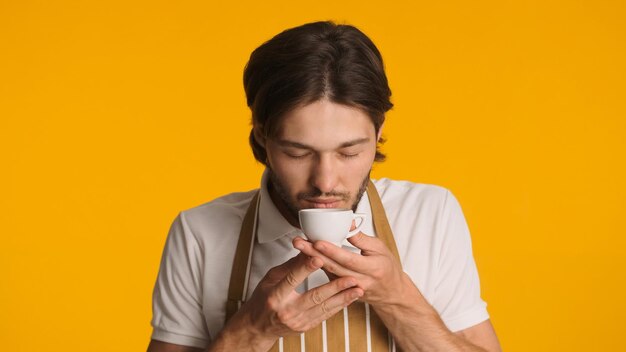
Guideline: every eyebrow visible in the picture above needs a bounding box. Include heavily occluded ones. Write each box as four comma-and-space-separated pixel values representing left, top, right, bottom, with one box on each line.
276, 137, 371, 149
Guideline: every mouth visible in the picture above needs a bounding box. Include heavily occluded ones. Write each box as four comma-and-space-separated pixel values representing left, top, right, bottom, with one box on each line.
304, 198, 344, 208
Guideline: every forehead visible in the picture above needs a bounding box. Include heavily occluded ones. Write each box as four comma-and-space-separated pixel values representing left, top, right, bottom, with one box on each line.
275, 100, 376, 145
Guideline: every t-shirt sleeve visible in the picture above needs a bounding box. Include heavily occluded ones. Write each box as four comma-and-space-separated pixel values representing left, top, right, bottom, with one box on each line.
150, 212, 210, 348
431, 190, 490, 332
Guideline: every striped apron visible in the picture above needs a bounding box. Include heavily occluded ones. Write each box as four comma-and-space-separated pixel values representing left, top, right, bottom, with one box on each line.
225, 181, 403, 352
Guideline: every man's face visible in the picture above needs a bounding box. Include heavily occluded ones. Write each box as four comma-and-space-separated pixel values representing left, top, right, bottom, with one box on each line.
264, 99, 381, 225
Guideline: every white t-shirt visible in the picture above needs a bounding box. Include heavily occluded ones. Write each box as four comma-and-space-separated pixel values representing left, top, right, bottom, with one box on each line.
150, 171, 490, 348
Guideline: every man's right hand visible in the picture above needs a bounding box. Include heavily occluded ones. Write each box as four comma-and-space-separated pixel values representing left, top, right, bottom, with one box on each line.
208, 252, 363, 352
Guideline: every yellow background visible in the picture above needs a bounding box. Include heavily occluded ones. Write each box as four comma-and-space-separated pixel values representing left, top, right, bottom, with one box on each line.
1, 0, 624, 351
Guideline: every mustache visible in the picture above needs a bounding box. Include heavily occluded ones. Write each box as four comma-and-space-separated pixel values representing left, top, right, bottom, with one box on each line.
296, 190, 350, 201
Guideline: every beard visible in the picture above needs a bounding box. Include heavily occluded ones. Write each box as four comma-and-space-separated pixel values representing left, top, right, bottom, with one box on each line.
268, 168, 371, 224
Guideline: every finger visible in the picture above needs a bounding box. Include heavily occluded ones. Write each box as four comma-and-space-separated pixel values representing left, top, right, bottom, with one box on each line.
305, 287, 363, 322
293, 237, 358, 277
299, 276, 358, 311
263, 254, 302, 283
313, 240, 367, 271
292, 236, 310, 250
274, 252, 322, 297
347, 232, 386, 254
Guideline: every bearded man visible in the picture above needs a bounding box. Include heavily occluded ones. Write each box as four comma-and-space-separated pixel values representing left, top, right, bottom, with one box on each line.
148, 21, 502, 352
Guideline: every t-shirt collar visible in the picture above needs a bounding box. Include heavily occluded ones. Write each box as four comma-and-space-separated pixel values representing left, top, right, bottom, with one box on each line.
257, 169, 301, 243
256, 169, 376, 246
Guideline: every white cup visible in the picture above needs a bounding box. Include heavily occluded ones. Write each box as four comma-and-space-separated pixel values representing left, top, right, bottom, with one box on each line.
298, 209, 367, 246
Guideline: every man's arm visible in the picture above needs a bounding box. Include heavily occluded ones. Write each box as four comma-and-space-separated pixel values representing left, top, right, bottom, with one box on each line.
370, 271, 501, 351
205, 252, 362, 352
146, 319, 501, 352
455, 320, 502, 352
148, 252, 362, 352
293, 235, 502, 352
147, 340, 204, 352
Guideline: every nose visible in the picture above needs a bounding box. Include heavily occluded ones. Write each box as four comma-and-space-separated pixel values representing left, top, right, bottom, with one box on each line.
309, 154, 339, 194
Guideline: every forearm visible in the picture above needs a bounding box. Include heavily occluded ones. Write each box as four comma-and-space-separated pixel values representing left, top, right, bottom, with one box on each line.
206, 334, 274, 352
372, 274, 488, 352
206, 315, 277, 352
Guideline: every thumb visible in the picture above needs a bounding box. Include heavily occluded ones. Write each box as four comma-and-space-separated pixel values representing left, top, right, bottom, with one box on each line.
264, 253, 303, 281
347, 231, 377, 251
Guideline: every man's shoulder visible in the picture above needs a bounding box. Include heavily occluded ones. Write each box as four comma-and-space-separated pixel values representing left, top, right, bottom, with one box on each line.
177, 189, 259, 231
372, 177, 451, 208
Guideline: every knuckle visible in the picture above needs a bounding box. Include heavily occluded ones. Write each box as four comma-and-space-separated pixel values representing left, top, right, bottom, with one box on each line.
287, 321, 305, 333
284, 272, 298, 288
292, 321, 306, 333
338, 277, 354, 288
371, 268, 384, 280
344, 290, 358, 304
310, 289, 323, 305
265, 296, 280, 312
320, 301, 330, 314
334, 279, 347, 292
308, 260, 320, 272
343, 294, 352, 304
323, 306, 340, 320
276, 310, 291, 325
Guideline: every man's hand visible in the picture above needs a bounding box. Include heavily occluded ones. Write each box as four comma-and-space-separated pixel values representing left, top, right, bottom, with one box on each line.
292, 234, 501, 352
292, 233, 414, 307
209, 252, 363, 352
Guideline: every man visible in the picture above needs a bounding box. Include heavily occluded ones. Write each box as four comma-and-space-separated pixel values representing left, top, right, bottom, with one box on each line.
148, 21, 502, 352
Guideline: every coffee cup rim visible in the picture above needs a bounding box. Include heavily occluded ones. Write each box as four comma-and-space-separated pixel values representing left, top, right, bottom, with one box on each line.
298, 208, 352, 213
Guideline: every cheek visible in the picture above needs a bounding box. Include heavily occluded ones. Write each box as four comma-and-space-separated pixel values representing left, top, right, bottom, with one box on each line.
335, 157, 372, 189
348, 160, 371, 181
269, 154, 310, 189
348, 152, 376, 187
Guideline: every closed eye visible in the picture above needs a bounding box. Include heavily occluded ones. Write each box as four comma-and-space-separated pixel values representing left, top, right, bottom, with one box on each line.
285, 152, 311, 159
339, 152, 360, 159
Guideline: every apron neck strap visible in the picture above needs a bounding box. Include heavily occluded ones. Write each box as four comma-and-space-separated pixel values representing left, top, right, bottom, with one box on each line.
226, 192, 259, 320
366, 180, 401, 262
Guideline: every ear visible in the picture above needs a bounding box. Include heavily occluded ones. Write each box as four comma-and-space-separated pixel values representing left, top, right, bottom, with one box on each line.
376, 121, 385, 142
252, 125, 266, 147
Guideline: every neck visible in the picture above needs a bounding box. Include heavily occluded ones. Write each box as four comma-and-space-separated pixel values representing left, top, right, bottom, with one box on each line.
267, 180, 301, 228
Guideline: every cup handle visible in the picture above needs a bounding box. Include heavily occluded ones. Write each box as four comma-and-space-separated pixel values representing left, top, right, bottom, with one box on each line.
347, 213, 367, 237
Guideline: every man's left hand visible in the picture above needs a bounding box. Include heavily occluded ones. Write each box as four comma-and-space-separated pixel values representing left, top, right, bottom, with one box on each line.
293, 233, 501, 352
293, 232, 415, 306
